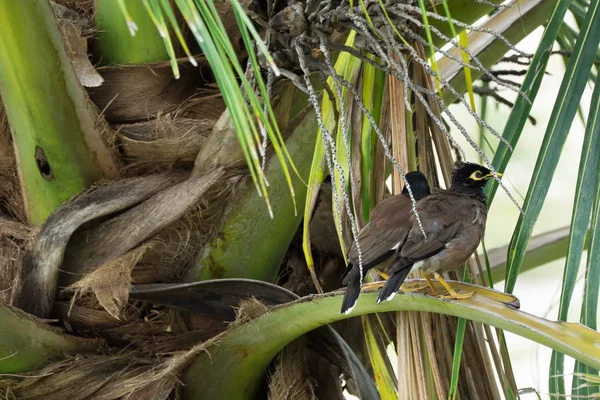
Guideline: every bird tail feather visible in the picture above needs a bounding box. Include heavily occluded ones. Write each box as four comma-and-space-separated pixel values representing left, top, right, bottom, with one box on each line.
377, 266, 413, 304
341, 277, 361, 314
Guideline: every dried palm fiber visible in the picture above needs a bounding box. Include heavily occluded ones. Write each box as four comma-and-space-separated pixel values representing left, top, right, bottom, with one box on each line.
12, 171, 191, 318
268, 336, 317, 400
0, 99, 31, 302
230, 296, 269, 327
117, 114, 212, 169
53, 168, 223, 319
178, 90, 225, 121
51, 0, 94, 21
0, 353, 177, 400
58, 167, 241, 291
0, 218, 34, 303
54, 300, 140, 333
0, 98, 24, 220
68, 243, 153, 320
114, 91, 224, 177
51, 0, 103, 89
0, 298, 273, 399
133, 173, 245, 284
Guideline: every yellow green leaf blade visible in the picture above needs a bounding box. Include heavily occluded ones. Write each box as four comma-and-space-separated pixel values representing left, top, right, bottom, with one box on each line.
458, 31, 476, 111
181, 285, 600, 399
363, 317, 397, 400
0, 0, 118, 225
0, 304, 97, 373
417, 0, 442, 94
504, 0, 600, 294
302, 31, 360, 270
551, 63, 600, 397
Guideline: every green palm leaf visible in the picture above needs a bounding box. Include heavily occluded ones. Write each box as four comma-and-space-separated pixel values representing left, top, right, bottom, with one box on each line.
504, 0, 600, 293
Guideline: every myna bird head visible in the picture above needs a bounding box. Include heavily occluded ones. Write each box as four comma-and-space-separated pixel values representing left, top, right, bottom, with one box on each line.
450, 162, 502, 193
401, 171, 431, 200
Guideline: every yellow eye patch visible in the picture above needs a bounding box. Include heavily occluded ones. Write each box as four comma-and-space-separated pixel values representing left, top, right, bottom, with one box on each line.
469, 170, 503, 180
470, 170, 484, 180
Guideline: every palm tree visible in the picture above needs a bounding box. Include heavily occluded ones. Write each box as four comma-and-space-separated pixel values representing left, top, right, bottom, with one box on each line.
0, 0, 599, 399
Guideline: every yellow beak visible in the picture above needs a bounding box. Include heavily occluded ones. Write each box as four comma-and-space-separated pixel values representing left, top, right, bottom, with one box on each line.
485, 172, 503, 179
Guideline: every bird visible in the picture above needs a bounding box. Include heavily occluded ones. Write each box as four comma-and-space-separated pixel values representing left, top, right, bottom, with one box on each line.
340, 171, 431, 314
376, 162, 502, 304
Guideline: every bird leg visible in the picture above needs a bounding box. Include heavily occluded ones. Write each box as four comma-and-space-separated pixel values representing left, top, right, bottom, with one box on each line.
378, 268, 427, 293
400, 270, 434, 293
434, 273, 475, 300
422, 272, 439, 295
374, 268, 389, 280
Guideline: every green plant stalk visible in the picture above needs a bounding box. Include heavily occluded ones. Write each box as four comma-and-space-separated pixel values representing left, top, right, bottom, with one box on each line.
497, 330, 518, 400
557, 22, 598, 104
0, 0, 118, 225
442, 0, 556, 105
573, 154, 600, 397
95, 0, 169, 65
504, 0, 600, 294
449, 317, 466, 400
363, 317, 397, 399
189, 0, 292, 215
360, 60, 385, 220
551, 70, 600, 398
302, 32, 358, 271
439, 0, 476, 111
418, 0, 442, 94
481, 240, 494, 289
187, 102, 315, 282
448, 266, 470, 400
479, 80, 490, 162
141, 0, 181, 78
0, 304, 98, 373
429, 0, 505, 48
181, 289, 600, 399
332, 33, 361, 253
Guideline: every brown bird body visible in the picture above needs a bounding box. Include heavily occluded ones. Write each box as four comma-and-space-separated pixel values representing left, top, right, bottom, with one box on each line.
377, 162, 500, 303
341, 172, 431, 314
400, 189, 486, 275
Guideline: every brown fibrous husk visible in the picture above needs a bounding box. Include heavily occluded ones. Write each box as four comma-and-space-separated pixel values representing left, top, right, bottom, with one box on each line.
132, 171, 245, 284
67, 243, 153, 320
0, 98, 24, 220
51, 0, 94, 21
0, 296, 265, 399
0, 217, 34, 303
0, 352, 184, 400
117, 114, 212, 172
268, 337, 317, 400
230, 297, 270, 329
54, 169, 243, 335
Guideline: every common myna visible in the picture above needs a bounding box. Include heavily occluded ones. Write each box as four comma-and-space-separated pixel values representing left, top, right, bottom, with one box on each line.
340, 171, 431, 314
377, 162, 502, 304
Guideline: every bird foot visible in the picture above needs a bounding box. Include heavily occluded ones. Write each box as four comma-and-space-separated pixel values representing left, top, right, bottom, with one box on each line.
400, 281, 430, 293
439, 290, 475, 300
432, 273, 474, 300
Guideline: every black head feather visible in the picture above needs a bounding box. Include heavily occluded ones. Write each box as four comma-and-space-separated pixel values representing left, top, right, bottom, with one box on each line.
450, 162, 497, 194
401, 171, 431, 200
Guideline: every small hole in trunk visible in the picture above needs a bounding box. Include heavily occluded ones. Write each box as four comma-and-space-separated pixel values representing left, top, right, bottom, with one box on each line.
35, 146, 54, 181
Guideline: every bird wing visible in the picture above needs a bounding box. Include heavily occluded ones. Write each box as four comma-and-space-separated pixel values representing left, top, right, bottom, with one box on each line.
399, 191, 482, 260
347, 195, 413, 267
